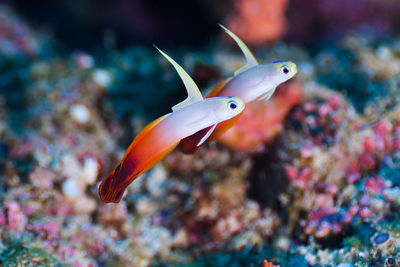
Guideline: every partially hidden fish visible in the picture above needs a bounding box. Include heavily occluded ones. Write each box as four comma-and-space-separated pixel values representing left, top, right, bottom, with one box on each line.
177, 24, 298, 154
99, 47, 245, 203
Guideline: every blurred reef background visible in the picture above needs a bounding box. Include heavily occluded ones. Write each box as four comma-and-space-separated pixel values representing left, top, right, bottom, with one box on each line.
1, 0, 400, 266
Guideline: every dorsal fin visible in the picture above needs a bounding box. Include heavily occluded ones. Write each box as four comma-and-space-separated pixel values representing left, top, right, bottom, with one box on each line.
218, 24, 258, 76
154, 46, 203, 112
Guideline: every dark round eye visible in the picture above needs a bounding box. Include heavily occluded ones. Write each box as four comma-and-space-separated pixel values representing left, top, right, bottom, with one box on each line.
229, 101, 237, 110
281, 65, 290, 74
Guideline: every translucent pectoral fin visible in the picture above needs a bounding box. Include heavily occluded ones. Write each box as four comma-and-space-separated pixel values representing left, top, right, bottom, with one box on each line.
197, 124, 217, 146
218, 24, 258, 76
154, 46, 203, 112
207, 114, 242, 142
257, 88, 276, 102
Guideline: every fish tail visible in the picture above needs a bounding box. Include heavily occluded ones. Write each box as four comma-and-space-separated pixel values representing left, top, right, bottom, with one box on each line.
98, 165, 127, 203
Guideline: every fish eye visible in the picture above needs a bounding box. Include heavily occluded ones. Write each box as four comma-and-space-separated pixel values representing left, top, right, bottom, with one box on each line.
228, 100, 238, 110
281, 65, 290, 74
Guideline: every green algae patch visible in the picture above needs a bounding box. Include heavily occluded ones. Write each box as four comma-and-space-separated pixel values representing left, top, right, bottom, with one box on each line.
0, 231, 70, 267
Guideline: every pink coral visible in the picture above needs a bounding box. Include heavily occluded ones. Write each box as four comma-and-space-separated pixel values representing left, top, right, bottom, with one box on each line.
285, 165, 312, 189
365, 177, 386, 194
5, 201, 27, 232
28, 220, 60, 240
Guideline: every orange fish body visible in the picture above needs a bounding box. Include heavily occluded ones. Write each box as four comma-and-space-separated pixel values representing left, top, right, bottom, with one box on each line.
99, 114, 178, 203
99, 96, 245, 203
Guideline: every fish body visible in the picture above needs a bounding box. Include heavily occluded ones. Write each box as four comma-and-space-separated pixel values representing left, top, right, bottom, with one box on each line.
177, 25, 297, 154
212, 61, 297, 102
99, 47, 245, 203
99, 96, 244, 203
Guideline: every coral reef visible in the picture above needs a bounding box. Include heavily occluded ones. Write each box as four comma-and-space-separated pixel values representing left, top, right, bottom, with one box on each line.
1, 3, 400, 267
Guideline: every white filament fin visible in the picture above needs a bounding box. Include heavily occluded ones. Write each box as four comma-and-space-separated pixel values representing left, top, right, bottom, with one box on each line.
259, 88, 276, 102
154, 45, 203, 112
218, 24, 258, 76
197, 124, 217, 146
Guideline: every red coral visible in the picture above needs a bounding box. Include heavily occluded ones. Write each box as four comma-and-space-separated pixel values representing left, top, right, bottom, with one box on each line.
262, 260, 280, 267
226, 0, 288, 44
218, 81, 302, 153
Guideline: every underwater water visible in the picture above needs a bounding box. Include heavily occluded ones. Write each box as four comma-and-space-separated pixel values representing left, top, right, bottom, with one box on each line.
1, 0, 400, 266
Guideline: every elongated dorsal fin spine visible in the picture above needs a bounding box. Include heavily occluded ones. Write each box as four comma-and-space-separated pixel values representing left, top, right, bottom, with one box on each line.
218, 24, 258, 76
154, 45, 203, 112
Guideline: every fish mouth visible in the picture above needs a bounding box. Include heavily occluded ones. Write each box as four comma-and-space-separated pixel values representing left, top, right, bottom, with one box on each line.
292, 64, 298, 75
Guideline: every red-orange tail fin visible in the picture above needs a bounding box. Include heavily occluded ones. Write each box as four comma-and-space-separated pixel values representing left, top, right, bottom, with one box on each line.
98, 164, 127, 203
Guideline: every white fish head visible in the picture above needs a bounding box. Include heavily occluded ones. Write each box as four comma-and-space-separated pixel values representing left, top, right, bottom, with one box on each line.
210, 96, 245, 122
223, 61, 297, 103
